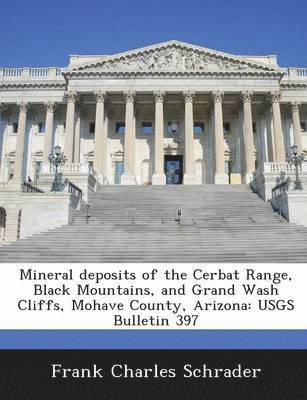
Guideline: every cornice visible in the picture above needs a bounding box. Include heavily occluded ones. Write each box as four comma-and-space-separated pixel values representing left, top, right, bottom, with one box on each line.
280, 82, 307, 89
65, 70, 283, 79
0, 81, 66, 90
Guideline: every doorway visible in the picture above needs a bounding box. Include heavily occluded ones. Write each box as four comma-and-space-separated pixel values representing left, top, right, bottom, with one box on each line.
164, 155, 183, 184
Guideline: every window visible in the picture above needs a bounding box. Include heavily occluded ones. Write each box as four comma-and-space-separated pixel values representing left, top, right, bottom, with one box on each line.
115, 122, 125, 135
253, 122, 257, 134
38, 122, 45, 134
114, 161, 124, 184
194, 122, 204, 135
141, 122, 153, 135
12, 123, 18, 134
223, 122, 231, 135
63, 122, 66, 132
167, 121, 179, 136
301, 122, 306, 132
89, 122, 95, 134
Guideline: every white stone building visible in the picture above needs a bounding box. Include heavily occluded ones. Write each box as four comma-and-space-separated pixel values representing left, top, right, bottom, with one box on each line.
1, 40, 306, 187
0, 40, 307, 243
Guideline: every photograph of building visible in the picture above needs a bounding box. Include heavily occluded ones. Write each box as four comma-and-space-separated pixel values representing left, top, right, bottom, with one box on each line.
0, 40, 307, 261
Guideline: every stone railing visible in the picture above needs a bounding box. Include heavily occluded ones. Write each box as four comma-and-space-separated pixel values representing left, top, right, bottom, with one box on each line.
39, 163, 97, 202
252, 161, 307, 201
63, 179, 83, 198
21, 181, 44, 193
41, 162, 91, 174
0, 67, 64, 80
261, 162, 307, 174
283, 67, 307, 80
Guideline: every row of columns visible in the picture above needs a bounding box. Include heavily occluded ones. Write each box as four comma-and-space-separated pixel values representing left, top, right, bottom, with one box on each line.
1, 90, 304, 186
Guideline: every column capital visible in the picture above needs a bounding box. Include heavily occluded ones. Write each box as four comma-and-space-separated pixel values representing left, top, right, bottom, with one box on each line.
95, 90, 107, 103
17, 101, 29, 113
124, 90, 136, 103
153, 90, 166, 103
241, 90, 253, 103
65, 91, 79, 103
289, 101, 301, 112
44, 101, 56, 113
183, 90, 195, 103
211, 90, 224, 103
268, 90, 281, 103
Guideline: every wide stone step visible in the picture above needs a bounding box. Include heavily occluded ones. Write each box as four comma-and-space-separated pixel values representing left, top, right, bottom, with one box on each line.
1, 184, 307, 262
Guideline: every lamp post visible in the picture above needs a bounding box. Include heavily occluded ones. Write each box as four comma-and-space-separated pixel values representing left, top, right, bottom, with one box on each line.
286, 144, 305, 191
48, 145, 67, 192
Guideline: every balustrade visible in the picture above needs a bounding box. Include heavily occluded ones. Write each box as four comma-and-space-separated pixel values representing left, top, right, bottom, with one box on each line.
284, 68, 307, 79
41, 162, 91, 174
262, 162, 307, 173
0, 67, 64, 80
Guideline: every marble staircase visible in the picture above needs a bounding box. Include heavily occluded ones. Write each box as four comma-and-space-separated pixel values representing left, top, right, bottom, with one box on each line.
1, 184, 307, 262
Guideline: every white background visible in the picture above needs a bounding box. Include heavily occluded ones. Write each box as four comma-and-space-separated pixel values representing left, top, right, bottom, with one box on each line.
0, 263, 306, 330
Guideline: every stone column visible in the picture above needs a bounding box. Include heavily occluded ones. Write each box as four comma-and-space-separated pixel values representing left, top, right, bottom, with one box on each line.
74, 109, 81, 163
269, 90, 285, 162
121, 90, 136, 185
43, 101, 56, 163
0, 104, 7, 173
64, 91, 78, 163
94, 91, 107, 177
152, 90, 166, 185
241, 91, 255, 182
263, 102, 275, 162
183, 90, 197, 184
290, 101, 303, 154
11, 101, 29, 186
212, 91, 228, 184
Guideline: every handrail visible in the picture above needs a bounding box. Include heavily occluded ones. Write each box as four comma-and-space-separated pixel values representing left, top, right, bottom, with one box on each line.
64, 179, 83, 198
272, 177, 290, 197
21, 181, 44, 193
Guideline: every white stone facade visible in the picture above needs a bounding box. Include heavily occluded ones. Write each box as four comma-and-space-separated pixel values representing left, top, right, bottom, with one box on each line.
0, 40, 307, 188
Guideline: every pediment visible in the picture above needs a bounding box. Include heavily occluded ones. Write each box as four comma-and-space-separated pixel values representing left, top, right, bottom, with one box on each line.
66, 40, 283, 77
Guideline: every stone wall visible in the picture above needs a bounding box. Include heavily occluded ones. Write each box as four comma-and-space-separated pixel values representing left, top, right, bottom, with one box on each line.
0, 191, 82, 244
272, 191, 307, 227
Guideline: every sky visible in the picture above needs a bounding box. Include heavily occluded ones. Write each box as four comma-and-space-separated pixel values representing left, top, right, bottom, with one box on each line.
0, 0, 306, 68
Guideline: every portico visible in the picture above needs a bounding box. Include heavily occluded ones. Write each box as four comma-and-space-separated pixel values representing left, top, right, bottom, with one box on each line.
0, 40, 306, 188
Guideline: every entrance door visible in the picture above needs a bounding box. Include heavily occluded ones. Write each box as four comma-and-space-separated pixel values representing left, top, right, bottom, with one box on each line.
164, 155, 183, 184
114, 161, 124, 184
